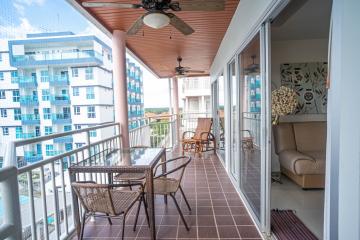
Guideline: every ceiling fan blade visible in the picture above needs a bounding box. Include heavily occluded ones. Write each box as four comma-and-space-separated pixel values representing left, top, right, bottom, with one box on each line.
82, 2, 142, 9
127, 16, 144, 35
167, 13, 194, 36
179, 0, 225, 11
186, 70, 205, 73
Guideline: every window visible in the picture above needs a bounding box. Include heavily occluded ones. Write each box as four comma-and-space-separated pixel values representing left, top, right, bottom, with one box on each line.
43, 108, 51, 119
45, 144, 54, 156
74, 106, 80, 115
0, 90, 5, 99
14, 109, 21, 120
44, 126, 53, 135
0, 109, 7, 118
75, 125, 81, 130
87, 106, 96, 118
40, 70, 49, 82
0, 72, 4, 81
85, 67, 93, 80
11, 71, 18, 83
86, 87, 95, 99
0, 157, 3, 168
90, 130, 97, 138
64, 125, 72, 132
72, 68, 78, 77
75, 143, 85, 148
2, 127, 9, 136
12, 90, 20, 102
65, 143, 73, 151
35, 126, 40, 137
0, 53, 2, 62
73, 87, 79, 96
15, 126, 22, 139
42, 89, 50, 101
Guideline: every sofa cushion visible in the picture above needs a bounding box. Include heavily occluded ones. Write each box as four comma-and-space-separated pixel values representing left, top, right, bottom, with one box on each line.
279, 150, 326, 175
293, 122, 326, 152
273, 123, 296, 154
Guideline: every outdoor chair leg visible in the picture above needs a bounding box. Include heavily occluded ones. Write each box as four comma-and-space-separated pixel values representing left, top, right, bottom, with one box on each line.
106, 213, 112, 225
122, 213, 127, 240
128, 180, 132, 190
79, 212, 86, 240
169, 193, 189, 231
179, 186, 191, 212
133, 196, 143, 231
142, 194, 150, 227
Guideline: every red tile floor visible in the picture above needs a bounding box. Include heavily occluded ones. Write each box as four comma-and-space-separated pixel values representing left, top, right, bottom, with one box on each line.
72, 149, 263, 240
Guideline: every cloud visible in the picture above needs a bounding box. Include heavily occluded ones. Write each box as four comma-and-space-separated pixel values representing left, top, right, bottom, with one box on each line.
0, 17, 40, 39
13, 0, 46, 16
79, 22, 112, 46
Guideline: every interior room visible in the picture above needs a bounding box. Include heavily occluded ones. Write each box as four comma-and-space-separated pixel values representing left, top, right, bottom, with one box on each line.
270, 0, 332, 239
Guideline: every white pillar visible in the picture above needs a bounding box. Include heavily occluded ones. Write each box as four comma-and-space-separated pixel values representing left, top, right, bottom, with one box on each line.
172, 77, 180, 141
112, 30, 130, 149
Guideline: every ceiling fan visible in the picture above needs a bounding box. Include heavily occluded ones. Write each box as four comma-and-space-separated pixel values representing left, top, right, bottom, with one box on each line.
82, 0, 225, 36
175, 56, 205, 77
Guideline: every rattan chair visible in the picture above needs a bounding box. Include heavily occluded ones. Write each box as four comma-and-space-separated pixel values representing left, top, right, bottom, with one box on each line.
72, 181, 149, 240
145, 156, 192, 230
182, 118, 216, 155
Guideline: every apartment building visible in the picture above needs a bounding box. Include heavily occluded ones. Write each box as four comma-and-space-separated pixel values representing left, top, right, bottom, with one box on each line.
0, 32, 144, 167
181, 76, 211, 113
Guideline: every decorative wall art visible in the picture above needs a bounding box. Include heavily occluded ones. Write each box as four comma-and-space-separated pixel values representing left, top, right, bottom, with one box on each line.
280, 62, 328, 114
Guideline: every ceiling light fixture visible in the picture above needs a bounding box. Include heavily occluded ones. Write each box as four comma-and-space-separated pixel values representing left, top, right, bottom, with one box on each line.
143, 12, 170, 29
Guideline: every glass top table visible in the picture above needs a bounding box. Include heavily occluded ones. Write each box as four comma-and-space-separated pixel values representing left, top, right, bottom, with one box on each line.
69, 147, 167, 240
69, 147, 165, 172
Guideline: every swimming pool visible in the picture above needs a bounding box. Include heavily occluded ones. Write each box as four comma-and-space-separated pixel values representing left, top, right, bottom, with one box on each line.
0, 195, 29, 218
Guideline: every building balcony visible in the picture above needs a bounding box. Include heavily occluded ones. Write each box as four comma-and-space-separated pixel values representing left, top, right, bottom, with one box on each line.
45, 150, 64, 157
18, 76, 38, 88
51, 113, 72, 124
21, 114, 40, 125
53, 135, 73, 143
24, 151, 43, 163
10, 50, 103, 67
20, 96, 39, 106
50, 95, 71, 105
49, 75, 70, 86
20, 133, 36, 139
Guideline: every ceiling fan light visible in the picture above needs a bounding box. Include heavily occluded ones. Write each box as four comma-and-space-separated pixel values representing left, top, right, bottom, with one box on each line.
143, 12, 170, 29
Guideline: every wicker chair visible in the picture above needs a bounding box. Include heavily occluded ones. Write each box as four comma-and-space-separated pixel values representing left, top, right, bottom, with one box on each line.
241, 130, 254, 151
72, 181, 149, 240
145, 156, 192, 230
182, 118, 216, 155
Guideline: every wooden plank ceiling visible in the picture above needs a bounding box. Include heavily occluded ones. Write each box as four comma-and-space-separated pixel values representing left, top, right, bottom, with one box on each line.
75, 0, 240, 78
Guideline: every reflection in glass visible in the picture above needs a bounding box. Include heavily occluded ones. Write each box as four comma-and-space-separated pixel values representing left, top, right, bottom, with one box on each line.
229, 60, 239, 180
217, 74, 225, 160
239, 33, 262, 218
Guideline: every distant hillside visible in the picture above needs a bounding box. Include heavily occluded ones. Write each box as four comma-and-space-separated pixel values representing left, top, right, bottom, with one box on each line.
145, 108, 169, 114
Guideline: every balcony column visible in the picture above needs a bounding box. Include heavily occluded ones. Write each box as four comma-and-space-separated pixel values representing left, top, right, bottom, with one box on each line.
172, 77, 180, 141
112, 30, 130, 149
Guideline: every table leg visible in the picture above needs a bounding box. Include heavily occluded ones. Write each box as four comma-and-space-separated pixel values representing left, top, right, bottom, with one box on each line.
146, 168, 156, 240
161, 152, 168, 204
70, 172, 81, 237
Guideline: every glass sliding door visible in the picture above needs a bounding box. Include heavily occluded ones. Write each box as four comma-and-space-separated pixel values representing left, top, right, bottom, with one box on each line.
216, 73, 225, 161
239, 33, 262, 218
229, 60, 239, 180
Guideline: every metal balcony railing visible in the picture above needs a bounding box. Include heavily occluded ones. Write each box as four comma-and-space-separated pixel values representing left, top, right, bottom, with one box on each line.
21, 114, 40, 125
50, 95, 71, 105
18, 76, 38, 88
20, 96, 39, 106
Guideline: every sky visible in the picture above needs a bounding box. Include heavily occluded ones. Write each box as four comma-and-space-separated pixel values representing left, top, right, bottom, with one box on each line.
0, 0, 171, 108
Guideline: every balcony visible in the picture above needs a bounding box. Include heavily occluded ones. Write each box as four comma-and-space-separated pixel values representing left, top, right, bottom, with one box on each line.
24, 151, 43, 163
52, 113, 71, 124
20, 133, 36, 139
18, 76, 38, 88
49, 75, 70, 86
21, 114, 40, 125
10, 50, 103, 67
50, 95, 71, 105
53, 135, 73, 143
19, 96, 39, 106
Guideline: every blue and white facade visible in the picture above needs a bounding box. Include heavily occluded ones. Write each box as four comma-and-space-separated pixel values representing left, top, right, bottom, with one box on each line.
127, 59, 144, 129
0, 32, 140, 167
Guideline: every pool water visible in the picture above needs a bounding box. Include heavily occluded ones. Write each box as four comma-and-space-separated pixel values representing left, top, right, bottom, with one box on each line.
0, 195, 29, 217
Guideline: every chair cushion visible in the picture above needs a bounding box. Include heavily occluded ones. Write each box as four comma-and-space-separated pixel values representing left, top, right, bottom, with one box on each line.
273, 123, 296, 154
279, 150, 325, 175
293, 122, 326, 152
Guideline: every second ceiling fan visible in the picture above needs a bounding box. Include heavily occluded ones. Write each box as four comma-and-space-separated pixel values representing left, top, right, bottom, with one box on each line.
82, 0, 226, 36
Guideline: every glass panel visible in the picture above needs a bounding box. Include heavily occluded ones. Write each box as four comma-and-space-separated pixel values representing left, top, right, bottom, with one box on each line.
217, 73, 225, 160
239, 33, 262, 218
229, 60, 239, 180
